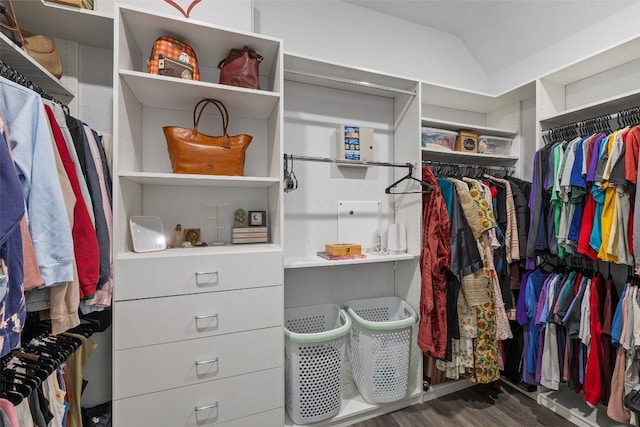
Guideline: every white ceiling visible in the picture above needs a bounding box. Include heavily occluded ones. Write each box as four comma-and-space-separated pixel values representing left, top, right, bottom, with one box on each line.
344, 0, 638, 76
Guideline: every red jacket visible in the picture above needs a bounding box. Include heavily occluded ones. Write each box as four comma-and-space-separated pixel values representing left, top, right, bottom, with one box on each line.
45, 105, 100, 299
418, 166, 451, 358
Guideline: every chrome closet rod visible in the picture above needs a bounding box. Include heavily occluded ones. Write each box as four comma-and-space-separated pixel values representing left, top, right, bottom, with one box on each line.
541, 107, 639, 136
283, 68, 417, 97
285, 154, 412, 169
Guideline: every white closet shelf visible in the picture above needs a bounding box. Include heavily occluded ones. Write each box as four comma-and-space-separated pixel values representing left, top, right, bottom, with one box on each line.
539, 88, 640, 128
116, 244, 281, 260
119, 172, 281, 188
285, 391, 422, 427
421, 147, 518, 165
421, 80, 535, 113
541, 36, 640, 85
423, 379, 475, 402
284, 52, 418, 98
421, 117, 518, 138
120, 70, 280, 119
0, 32, 74, 103
119, 5, 281, 73
12, 0, 113, 49
502, 379, 626, 427
284, 253, 418, 269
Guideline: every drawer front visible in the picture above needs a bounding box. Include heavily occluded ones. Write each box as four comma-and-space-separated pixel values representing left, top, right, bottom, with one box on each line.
114, 326, 283, 399
115, 250, 282, 300
113, 368, 283, 427
212, 409, 282, 427
114, 285, 283, 350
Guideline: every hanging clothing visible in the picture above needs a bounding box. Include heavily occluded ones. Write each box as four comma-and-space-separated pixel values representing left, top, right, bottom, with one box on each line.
0, 76, 74, 287
418, 166, 450, 359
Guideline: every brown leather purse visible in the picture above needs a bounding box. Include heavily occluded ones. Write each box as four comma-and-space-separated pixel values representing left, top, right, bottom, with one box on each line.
217, 46, 262, 90
163, 99, 252, 176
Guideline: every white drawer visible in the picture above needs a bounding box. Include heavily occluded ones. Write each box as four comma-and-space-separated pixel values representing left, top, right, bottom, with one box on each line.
114, 286, 283, 350
113, 368, 283, 427
114, 326, 283, 399
115, 250, 282, 300
212, 409, 282, 427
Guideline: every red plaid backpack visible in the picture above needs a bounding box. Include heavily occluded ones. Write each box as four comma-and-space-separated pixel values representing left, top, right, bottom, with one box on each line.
147, 36, 200, 81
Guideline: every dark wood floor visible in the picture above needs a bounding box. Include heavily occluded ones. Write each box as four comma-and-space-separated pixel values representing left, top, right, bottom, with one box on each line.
349, 384, 575, 427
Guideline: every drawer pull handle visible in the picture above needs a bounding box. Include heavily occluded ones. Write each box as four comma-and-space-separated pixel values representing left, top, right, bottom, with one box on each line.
195, 313, 218, 320
195, 357, 219, 366
195, 402, 218, 412
195, 271, 218, 285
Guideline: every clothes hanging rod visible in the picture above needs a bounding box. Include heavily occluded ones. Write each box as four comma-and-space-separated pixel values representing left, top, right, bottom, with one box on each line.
541, 106, 639, 136
286, 154, 413, 169
422, 159, 515, 170
283, 68, 417, 97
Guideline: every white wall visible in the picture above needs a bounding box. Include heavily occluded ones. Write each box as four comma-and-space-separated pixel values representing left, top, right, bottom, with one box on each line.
96, 0, 253, 31
489, 1, 640, 94
253, 0, 489, 92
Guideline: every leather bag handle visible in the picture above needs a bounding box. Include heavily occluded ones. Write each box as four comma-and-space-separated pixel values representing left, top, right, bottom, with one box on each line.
0, 0, 23, 45
192, 98, 231, 147
217, 46, 263, 69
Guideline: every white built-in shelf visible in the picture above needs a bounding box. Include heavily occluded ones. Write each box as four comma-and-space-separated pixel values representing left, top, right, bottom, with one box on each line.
119, 171, 280, 188
421, 147, 518, 165
12, 0, 113, 49
285, 392, 422, 427
119, 5, 281, 76
421, 81, 535, 113
421, 117, 518, 138
116, 243, 281, 261
541, 36, 640, 85
423, 379, 475, 402
284, 253, 418, 269
0, 32, 74, 103
502, 379, 626, 427
540, 88, 640, 128
284, 52, 418, 98
120, 70, 279, 119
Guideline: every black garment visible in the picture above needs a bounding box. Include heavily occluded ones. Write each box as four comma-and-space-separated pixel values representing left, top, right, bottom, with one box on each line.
448, 186, 483, 281
91, 129, 112, 203
443, 271, 461, 362
66, 116, 110, 288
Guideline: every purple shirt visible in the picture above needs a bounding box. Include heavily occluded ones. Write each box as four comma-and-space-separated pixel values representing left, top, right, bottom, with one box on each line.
586, 134, 606, 183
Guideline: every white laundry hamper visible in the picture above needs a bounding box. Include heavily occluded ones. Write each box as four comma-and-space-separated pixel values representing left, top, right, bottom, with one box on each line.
284, 303, 351, 425
345, 296, 417, 404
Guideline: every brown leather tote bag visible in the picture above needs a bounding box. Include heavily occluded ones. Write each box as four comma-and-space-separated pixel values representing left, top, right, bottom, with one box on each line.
163, 99, 252, 176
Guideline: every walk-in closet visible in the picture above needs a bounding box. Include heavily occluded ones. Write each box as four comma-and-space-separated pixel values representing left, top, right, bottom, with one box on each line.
1, 1, 640, 426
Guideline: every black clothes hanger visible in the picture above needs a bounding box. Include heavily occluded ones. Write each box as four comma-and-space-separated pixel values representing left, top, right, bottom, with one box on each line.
385, 164, 433, 194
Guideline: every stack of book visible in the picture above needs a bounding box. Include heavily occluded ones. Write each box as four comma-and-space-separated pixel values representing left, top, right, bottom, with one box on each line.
316, 251, 367, 261
232, 227, 268, 244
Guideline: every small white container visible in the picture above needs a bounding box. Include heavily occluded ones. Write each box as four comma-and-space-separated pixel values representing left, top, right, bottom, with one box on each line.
478, 135, 513, 155
421, 127, 457, 151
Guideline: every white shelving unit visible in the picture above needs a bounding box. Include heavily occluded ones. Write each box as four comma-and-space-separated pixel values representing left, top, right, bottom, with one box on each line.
502, 380, 627, 427
12, 0, 113, 49
529, 34, 640, 427
421, 146, 519, 165
282, 52, 423, 426
112, 5, 284, 426
0, 31, 74, 102
421, 80, 535, 179
537, 35, 640, 144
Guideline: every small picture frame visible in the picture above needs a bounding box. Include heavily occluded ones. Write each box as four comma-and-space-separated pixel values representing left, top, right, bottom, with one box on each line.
248, 210, 267, 227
